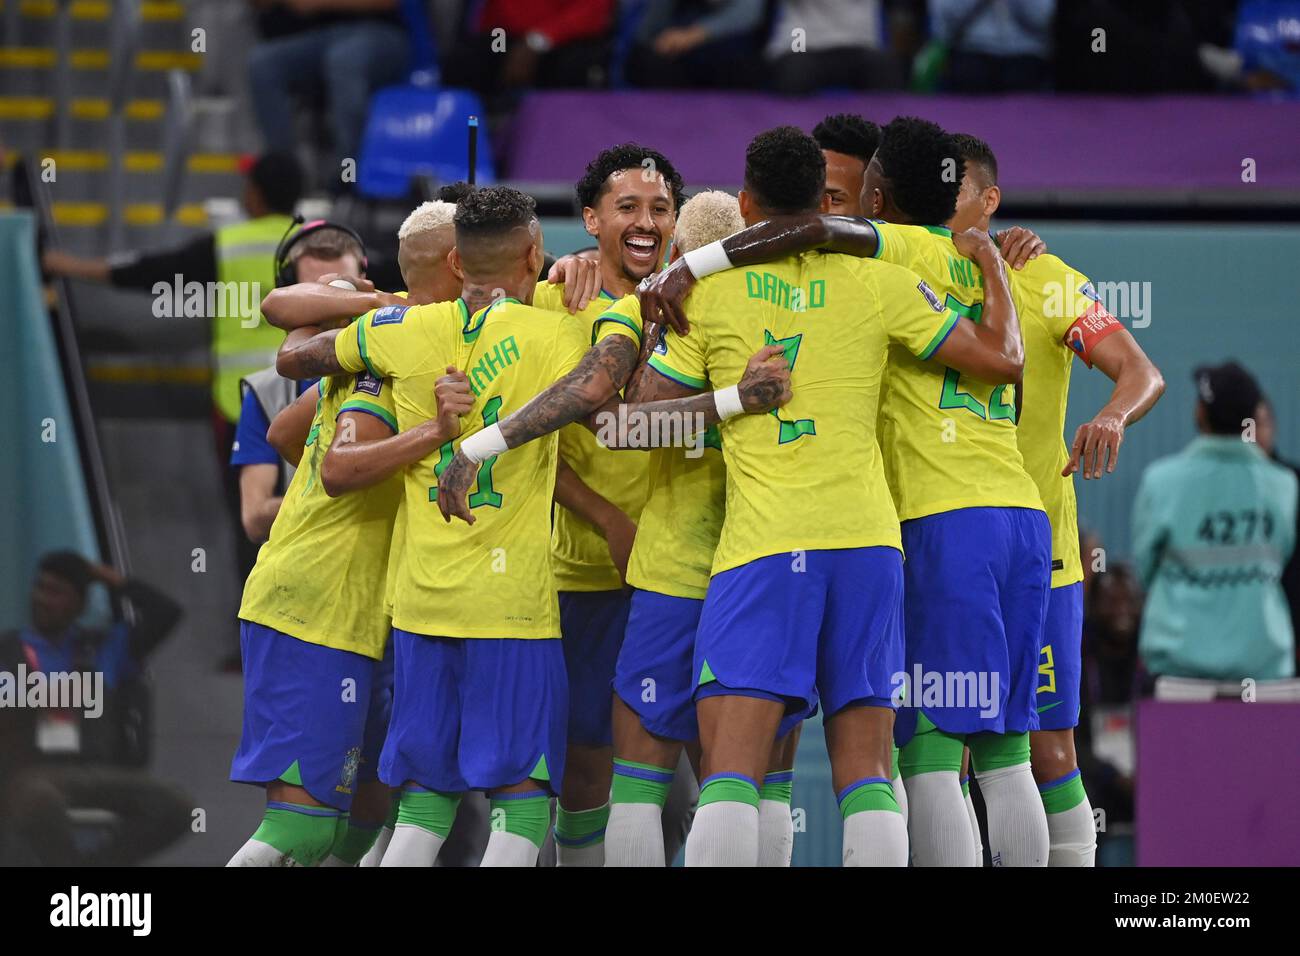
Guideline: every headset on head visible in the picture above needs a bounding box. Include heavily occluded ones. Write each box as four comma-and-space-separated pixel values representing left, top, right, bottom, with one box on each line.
273, 215, 369, 288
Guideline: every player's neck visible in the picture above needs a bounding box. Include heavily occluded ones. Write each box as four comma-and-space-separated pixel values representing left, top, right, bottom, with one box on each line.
598, 258, 638, 298
462, 277, 530, 313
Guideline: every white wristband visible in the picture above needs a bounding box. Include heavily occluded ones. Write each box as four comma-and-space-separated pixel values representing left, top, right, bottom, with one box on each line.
460, 422, 507, 464
713, 384, 744, 421
683, 240, 732, 279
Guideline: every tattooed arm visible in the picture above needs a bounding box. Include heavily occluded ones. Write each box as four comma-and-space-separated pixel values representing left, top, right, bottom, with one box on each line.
437, 345, 793, 523
593, 344, 792, 450
277, 326, 344, 380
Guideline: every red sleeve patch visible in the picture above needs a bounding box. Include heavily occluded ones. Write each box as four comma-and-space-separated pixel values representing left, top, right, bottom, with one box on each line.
1063, 302, 1123, 367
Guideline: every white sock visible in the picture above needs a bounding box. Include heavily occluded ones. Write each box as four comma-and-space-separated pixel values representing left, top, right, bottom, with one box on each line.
379, 823, 445, 867
480, 830, 540, 867
757, 799, 794, 867
605, 803, 666, 867
842, 810, 908, 866
892, 774, 908, 827
903, 771, 975, 866
975, 763, 1049, 866
226, 837, 298, 867
685, 801, 758, 867
1046, 796, 1098, 867
556, 841, 604, 867
359, 826, 393, 867
965, 787, 983, 864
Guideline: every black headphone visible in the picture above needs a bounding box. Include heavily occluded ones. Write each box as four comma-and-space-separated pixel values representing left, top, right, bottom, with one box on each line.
273, 215, 369, 288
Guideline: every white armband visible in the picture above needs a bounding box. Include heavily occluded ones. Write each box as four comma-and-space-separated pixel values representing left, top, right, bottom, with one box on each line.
683, 240, 733, 279
460, 422, 507, 464
713, 384, 744, 421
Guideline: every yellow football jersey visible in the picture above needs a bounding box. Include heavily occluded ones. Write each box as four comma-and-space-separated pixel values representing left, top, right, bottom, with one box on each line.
335, 296, 590, 638
1012, 255, 1114, 588
870, 221, 1043, 521
595, 295, 726, 600
533, 280, 650, 591
649, 251, 962, 574
238, 371, 401, 660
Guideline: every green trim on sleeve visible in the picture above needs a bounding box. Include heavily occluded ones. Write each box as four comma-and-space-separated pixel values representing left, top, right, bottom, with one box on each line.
338, 398, 397, 433
917, 309, 960, 361
355, 317, 379, 379
867, 219, 884, 259
592, 312, 642, 347
647, 354, 707, 390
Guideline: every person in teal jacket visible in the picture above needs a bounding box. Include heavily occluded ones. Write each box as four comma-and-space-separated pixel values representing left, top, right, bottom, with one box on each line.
1133, 361, 1298, 681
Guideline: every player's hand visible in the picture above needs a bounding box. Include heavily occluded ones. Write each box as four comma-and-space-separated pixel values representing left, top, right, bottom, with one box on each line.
548, 254, 602, 313
950, 227, 999, 264
436, 450, 478, 525
434, 366, 473, 438
637, 258, 696, 336
737, 345, 792, 413
994, 227, 1045, 270
316, 272, 375, 292
1064, 412, 1126, 479
601, 512, 637, 586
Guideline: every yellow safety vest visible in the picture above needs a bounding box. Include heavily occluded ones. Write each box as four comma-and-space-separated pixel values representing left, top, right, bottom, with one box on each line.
212, 215, 294, 423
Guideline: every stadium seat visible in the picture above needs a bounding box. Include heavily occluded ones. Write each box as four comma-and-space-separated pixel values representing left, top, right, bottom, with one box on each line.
610, 0, 651, 88
357, 87, 496, 200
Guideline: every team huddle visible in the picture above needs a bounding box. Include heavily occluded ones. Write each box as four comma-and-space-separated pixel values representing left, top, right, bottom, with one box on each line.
226, 113, 1164, 867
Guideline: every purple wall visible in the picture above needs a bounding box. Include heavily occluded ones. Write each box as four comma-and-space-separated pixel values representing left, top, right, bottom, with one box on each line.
1136, 700, 1300, 866
506, 92, 1300, 194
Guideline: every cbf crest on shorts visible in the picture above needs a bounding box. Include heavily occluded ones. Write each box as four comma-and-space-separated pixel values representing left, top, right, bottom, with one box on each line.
337, 746, 362, 795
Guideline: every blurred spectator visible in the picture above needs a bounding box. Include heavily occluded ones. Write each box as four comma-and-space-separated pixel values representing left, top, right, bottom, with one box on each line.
1076, 560, 1142, 833
924, 0, 1054, 92
442, 0, 616, 94
1054, 0, 1239, 93
765, 1, 904, 93
1255, 395, 1300, 670
246, 1, 410, 190
0, 552, 190, 865
232, 224, 365, 548
42, 154, 304, 668
628, 0, 767, 89
1132, 362, 1298, 681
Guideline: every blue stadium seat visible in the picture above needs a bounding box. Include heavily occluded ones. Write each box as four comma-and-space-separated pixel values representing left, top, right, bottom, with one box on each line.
357, 87, 496, 200
400, 0, 440, 87
610, 0, 651, 88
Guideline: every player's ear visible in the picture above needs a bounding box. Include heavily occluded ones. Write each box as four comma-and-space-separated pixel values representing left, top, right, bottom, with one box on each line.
581, 205, 598, 238
737, 188, 754, 222
984, 185, 1002, 219
448, 246, 464, 280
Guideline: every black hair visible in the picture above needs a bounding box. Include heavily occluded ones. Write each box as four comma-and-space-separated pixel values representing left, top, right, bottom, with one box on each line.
437, 181, 475, 204
248, 152, 303, 215
875, 116, 964, 226
454, 185, 537, 234
952, 133, 999, 188
743, 126, 827, 215
39, 551, 91, 598
575, 143, 686, 211
812, 113, 882, 165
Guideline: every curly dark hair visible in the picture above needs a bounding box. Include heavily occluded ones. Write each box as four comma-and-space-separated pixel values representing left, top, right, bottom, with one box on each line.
743, 126, 826, 215
437, 181, 475, 204
951, 133, 998, 189
812, 113, 882, 165
453, 185, 537, 237
875, 116, 964, 226
574, 143, 686, 211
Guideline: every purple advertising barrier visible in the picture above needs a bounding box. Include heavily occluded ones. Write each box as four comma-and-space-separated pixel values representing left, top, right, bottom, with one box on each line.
1136, 699, 1300, 866
505, 92, 1300, 194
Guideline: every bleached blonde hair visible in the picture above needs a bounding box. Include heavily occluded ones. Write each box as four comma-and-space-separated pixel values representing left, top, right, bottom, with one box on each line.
673, 190, 743, 254
398, 200, 457, 240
